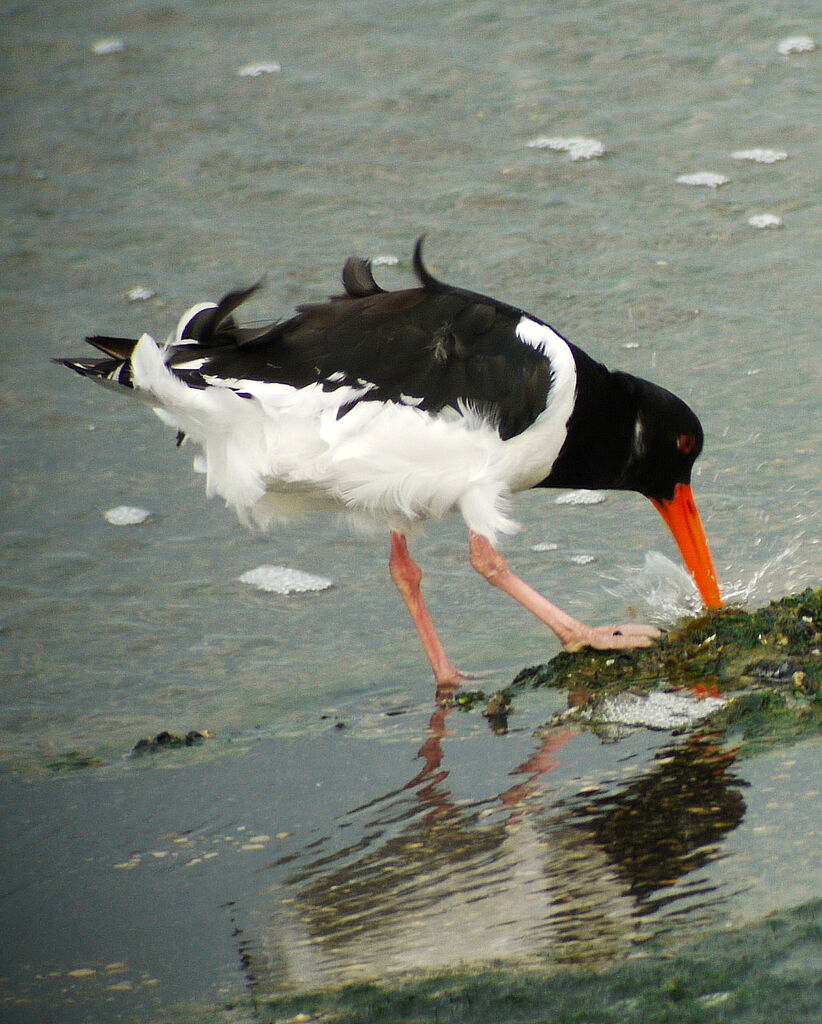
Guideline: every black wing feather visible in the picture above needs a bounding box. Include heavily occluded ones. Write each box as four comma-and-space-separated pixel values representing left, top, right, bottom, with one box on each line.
59, 239, 554, 441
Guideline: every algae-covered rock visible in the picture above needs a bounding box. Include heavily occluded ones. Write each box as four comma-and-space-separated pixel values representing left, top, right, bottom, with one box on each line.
513, 587, 822, 696
510, 587, 822, 751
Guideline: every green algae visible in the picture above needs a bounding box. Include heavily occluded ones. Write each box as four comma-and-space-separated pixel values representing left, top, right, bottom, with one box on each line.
509, 587, 822, 755
44, 750, 107, 772
176, 898, 822, 1024
513, 587, 822, 696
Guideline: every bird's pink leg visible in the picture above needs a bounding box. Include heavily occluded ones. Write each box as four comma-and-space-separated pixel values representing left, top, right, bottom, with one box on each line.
389, 531, 463, 696
469, 531, 661, 651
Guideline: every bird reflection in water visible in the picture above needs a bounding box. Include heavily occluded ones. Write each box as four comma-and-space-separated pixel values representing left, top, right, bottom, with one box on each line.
241, 710, 745, 994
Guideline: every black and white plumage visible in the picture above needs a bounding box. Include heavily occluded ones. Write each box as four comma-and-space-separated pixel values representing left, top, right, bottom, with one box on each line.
59, 238, 722, 695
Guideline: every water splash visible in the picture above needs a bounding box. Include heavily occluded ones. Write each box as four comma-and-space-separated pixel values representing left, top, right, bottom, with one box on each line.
605, 551, 703, 623
721, 541, 808, 606
607, 539, 817, 625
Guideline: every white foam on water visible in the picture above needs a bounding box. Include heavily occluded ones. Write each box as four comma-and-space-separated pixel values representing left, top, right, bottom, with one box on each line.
527, 136, 605, 160
239, 565, 333, 594
748, 213, 783, 229
592, 690, 728, 731
676, 172, 730, 188
569, 554, 596, 566
531, 541, 559, 552
554, 489, 607, 506
92, 38, 125, 55
777, 36, 817, 55
237, 62, 281, 77
126, 286, 155, 302
731, 148, 788, 164
104, 506, 151, 526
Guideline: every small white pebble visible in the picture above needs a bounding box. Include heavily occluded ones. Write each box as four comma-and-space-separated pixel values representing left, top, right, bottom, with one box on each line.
92, 38, 125, 55
104, 506, 151, 526
731, 148, 788, 163
676, 172, 730, 188
777, 36, 817, 56
237, 62, 281, 77
748, 213, 783, 229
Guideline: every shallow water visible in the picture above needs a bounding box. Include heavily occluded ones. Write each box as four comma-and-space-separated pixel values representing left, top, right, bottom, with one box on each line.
1, 1, 821, 1020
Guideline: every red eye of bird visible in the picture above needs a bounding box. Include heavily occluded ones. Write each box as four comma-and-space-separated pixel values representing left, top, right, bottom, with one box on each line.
678, 433, 697, 456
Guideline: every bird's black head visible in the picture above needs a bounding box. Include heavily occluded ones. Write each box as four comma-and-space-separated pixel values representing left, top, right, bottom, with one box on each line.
542, 360, 706, 501
541, 357, 722, 609
613, 372, 705, 503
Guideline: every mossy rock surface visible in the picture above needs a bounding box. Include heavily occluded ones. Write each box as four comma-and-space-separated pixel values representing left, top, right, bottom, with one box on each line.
513, 587, 821, 696
507, 587, 822, 754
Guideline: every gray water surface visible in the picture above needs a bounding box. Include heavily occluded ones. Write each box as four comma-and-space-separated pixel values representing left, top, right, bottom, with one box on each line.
1, 1, 821, 1020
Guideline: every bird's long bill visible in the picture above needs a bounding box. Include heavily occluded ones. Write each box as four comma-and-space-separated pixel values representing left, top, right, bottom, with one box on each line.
651, 483, 723, 608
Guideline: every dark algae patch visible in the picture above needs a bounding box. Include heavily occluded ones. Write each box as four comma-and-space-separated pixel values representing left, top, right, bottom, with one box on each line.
44, 750, 107, 772
514, 587, 822, 695
510, 587, 822, 752
132, 729, 214, 754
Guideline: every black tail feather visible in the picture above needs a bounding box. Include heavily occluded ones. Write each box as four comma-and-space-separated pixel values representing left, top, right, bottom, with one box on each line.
53, 355, 133, 388
85, 335, 139, 360
181, 282, 263, 345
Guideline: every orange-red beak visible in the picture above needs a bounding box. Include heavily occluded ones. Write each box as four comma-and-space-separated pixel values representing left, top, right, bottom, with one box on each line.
651, 483, 723, 608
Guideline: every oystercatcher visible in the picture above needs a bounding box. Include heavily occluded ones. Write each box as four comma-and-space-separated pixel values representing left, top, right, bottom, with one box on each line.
58, 238, 722, 693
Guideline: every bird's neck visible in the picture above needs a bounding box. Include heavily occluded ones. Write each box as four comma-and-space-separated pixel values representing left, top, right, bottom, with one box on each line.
539, 347, 637, 491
